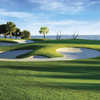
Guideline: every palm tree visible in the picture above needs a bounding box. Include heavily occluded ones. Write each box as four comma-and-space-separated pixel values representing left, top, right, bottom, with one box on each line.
39, 27, 49, 39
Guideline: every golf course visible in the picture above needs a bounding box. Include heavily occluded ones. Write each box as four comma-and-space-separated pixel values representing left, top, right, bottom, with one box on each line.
0, 38, 100, 100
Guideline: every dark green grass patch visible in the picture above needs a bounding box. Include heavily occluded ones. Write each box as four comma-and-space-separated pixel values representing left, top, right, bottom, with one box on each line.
31, 39, 100, 45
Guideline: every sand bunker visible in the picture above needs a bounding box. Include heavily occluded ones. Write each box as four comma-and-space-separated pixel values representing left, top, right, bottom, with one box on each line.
0, 50, 32, 59
0, 42, 16, 46
0, 48, 100, 61
0, 40, 34, 46
30, 48, 100, 61
56, 48, 100, 60
13, 40, 34, 44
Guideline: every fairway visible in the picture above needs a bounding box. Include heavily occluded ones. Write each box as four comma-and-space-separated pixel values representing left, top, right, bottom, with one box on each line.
0, 39, 100, 100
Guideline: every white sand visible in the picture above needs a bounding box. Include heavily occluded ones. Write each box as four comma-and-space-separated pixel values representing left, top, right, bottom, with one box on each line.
0, 48, 100, 61
56, 48, 100, 60
0, 40, 34, 46
0, 50, 32, 59
13, 40, 34, 44
0, 42, 16, 46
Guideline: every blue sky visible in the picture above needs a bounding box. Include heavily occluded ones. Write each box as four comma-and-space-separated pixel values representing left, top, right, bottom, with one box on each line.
0, 0, 100, 35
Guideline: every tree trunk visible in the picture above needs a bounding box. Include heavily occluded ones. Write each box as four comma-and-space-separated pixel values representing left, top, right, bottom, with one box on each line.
43, 34, 46, 39
10, 33, 12, 38
15, 35, 17, 39
4, 33, 7, 38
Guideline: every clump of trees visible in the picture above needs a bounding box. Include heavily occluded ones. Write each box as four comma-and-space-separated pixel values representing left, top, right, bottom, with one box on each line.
0, 21, 31, 39
21, 30, 31, 39
39, 27, 49, 39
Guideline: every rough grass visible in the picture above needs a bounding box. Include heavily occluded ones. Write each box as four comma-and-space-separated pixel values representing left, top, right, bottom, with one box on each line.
0, 39, 100, 100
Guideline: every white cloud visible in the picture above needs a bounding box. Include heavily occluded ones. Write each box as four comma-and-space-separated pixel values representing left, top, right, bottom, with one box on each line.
31, 20, 88, 26
0, 0, 100, 35
29, 0, 100, 14
21, 20, 100, 35
29, 0, 82, 13
0, 8, 34, 18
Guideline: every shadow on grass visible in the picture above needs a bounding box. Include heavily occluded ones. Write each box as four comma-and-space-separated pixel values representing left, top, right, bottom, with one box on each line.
0, 58, 100, 72
1, 71, 100, 80
0, 60, 100, 80
0, 59, 100, 91
0, 64, 100, 73
69, 58, 100, 64
1, 71, 100, 91
40, 39, 100, 45
41, 82, 100, 91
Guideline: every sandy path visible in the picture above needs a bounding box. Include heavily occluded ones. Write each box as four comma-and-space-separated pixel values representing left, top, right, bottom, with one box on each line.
0, 48, 100, 61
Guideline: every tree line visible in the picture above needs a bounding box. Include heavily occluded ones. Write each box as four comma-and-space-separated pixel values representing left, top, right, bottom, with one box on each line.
0, 22, 79, 40
0, 22, 31, 39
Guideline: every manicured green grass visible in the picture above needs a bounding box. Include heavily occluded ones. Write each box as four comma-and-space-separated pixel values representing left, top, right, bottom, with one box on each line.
17, 43, 100, 58
0, 59, 100, 100
31, 38, 100, 44
0, 38, 18, 43
0, 39, 100, 100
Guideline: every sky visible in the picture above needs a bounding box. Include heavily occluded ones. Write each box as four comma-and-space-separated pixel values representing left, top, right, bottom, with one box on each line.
0, 0, 100, 35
